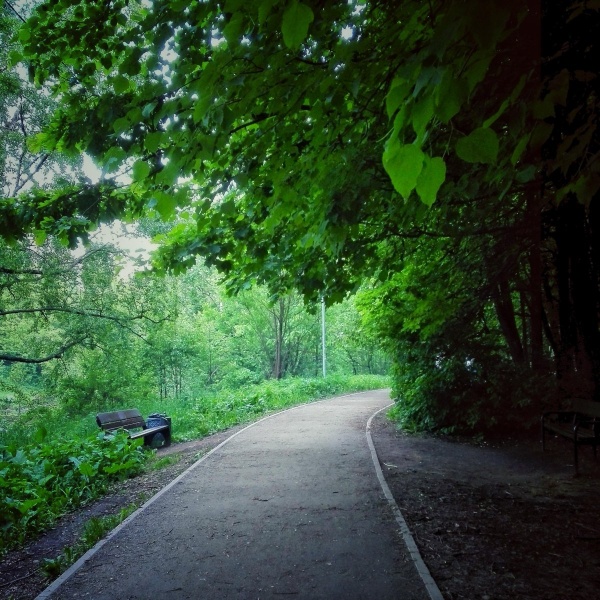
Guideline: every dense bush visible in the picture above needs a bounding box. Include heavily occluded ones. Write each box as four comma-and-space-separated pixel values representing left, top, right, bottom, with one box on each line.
143, 374, 390, 442
388, 337, 554, 435
0, 430, 145, 555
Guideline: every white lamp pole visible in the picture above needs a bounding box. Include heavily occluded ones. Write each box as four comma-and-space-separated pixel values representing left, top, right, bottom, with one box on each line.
321, 295, 326, 377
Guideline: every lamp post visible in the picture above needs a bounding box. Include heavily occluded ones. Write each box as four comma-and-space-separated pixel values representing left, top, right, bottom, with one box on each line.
321, 295, 326, 377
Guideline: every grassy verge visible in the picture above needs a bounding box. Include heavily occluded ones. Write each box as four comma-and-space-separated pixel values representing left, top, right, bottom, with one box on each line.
0, 432, 145, 556
40, 504, 138, 579
1, 374, 389, 447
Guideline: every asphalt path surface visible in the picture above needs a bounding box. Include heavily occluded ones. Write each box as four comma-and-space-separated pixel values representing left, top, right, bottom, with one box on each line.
38, 390, 431, 599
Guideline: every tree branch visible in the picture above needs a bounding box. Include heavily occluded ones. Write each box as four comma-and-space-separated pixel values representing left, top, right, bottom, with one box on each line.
228, 113, 272, 135
3, 0, 26, 23
0, 266, 43, 275
0, 337, 87, 363
0, 305, 170, 325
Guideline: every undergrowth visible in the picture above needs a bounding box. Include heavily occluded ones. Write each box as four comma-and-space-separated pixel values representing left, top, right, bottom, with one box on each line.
40, 504, 138, 579
0, 431, 145, 557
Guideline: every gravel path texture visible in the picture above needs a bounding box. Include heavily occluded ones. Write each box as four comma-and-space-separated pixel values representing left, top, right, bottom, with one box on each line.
37, 390, 431, 600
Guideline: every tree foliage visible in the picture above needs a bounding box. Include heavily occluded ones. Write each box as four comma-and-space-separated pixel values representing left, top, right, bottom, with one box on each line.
1, 1, 83, 226
1, 0, 599, 428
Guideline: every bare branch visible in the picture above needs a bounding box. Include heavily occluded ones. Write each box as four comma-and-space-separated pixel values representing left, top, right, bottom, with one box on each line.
0, 266, 44, 275
0, 337, 87, 363
0, 306, 169, 325
4, 0, 27, 23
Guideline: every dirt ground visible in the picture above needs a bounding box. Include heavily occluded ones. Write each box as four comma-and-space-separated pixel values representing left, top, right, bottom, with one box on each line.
1, 414, 599, 600
370, 417, 600, 600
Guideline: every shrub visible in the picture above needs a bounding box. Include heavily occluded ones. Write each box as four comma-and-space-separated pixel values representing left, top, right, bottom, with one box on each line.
0, 429, 145, 555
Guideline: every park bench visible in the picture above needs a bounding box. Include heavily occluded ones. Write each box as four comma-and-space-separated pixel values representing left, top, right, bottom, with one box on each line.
96, 409, 172, 448
541, 399, 600, 473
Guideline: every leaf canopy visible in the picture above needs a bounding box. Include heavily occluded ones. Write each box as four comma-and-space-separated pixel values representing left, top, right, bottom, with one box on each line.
2, 0, 595, 305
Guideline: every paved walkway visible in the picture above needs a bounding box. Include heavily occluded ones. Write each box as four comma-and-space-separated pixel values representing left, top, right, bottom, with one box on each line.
38, 390, 434, 599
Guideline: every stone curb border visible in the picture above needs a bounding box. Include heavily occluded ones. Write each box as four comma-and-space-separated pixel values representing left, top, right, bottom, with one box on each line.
366, 404, 444, 600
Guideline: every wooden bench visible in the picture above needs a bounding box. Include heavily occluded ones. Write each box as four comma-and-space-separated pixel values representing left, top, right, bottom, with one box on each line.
96, 409, 172, 448
541, 399, 600, 473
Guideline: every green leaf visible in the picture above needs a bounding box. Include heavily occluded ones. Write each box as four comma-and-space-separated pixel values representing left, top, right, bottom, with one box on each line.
511, 133, 530, 165
282, 1, 314, 49
416, 156, 446, 206
156, 160, 181, 186
27, 132, 49, 153
10, 449, 27, 465
33, 426, 48, 444
153, 191, 178, 219
223, 12, 244, 46
411, 94, 434, 140
17, 499, 40, 514
193, 94, 213, 124
516, 165, 536, 183
483, 74, 527, 129
455, 127, 499, 164
8, 50, 23, 67
482, 98, 509, 129
78, 462, 96, 478
113, 117, 130, 134
119, 47, 143, 76
573, 173, 600, 206
142, 102, 157, 118
382, 139, 425, 198
132, 160, 151, 181
465, 52, 493, 93
258, 0, 279, 24
112, 75, 130, 94
103, 146, 127, 171
33, 230, 48, 246
386, 79, 411, 120
436, 72, 467, 123
18, 26, 31, 42
529, 122, 553, 150
145, 131, 164, 153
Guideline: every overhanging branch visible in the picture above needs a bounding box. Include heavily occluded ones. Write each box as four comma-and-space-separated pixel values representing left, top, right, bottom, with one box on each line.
0, 337, 87, 363
0, 306, 167, 325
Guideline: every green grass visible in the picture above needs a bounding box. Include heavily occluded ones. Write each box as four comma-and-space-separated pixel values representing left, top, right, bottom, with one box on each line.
40, 504, 138, 579
146, 454, 181, 471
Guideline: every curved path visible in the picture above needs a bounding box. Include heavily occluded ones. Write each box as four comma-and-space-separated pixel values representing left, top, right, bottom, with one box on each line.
38, 390, 435, 599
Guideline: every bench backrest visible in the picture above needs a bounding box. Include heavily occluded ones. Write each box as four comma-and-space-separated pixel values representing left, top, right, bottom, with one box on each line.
572, 399, 600, 418
96, 409, 145, 431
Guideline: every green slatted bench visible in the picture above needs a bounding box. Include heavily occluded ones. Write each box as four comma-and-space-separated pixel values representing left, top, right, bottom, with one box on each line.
96, 409, 172, 449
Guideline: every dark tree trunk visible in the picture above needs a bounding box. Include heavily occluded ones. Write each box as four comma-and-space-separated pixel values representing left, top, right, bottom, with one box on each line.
492, 279, 525, 365
553, 197, 599, 399
528, 191, 544, 371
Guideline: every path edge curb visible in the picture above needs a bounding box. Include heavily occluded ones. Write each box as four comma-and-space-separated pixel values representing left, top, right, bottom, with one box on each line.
366, 404, 444, 600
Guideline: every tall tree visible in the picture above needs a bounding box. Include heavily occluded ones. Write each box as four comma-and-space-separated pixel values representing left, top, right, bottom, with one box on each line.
2, 1, 599, 421
0, 238, 169, 364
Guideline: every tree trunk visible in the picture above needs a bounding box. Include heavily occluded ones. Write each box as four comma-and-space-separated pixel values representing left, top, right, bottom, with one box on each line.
528, 189, 544, 370
492, 279, 525, 365
553, 196, 598, 399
